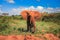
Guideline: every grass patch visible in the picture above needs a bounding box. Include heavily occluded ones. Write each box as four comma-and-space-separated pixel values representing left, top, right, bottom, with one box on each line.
0, 16, 60, 35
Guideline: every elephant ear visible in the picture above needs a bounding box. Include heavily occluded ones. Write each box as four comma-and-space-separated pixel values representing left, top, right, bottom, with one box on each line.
21, 10, 28, 20
21, 10, 42, 20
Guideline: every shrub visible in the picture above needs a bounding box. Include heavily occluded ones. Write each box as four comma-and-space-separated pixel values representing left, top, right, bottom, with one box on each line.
0, 16, 9, 31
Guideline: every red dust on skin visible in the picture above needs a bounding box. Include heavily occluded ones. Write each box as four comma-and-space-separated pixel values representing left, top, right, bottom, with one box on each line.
21, 10, 42, 20
21, 10, 42, 32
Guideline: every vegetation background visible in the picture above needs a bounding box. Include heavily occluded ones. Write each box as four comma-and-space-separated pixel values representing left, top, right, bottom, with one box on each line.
0, 13, 60, 38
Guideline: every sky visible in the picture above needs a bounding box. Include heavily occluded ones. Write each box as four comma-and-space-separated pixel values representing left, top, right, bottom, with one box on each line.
0, 0, 60, 15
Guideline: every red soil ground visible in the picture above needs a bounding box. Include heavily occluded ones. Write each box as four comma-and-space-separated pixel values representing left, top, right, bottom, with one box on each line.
0, 34, 60, 40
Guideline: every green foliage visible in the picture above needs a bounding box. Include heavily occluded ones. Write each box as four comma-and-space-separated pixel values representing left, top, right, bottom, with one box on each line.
17, 28, 23, 32
42, 13, 60, 25
12, 15, 23, 20
49, 26, 60, 35
0, 13, 60, 35
0, 16, 9, 32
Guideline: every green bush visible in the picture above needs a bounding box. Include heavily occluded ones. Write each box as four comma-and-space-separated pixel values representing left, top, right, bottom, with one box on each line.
11, 15, 23, 20
0, 16, 9, 31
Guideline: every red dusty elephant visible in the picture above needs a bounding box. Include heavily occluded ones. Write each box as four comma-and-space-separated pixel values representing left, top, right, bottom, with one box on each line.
21, 10, 42, 33
21, 10, 42, 20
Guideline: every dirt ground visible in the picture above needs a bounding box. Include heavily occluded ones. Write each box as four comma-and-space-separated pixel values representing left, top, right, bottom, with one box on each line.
0, 34, 60, 40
